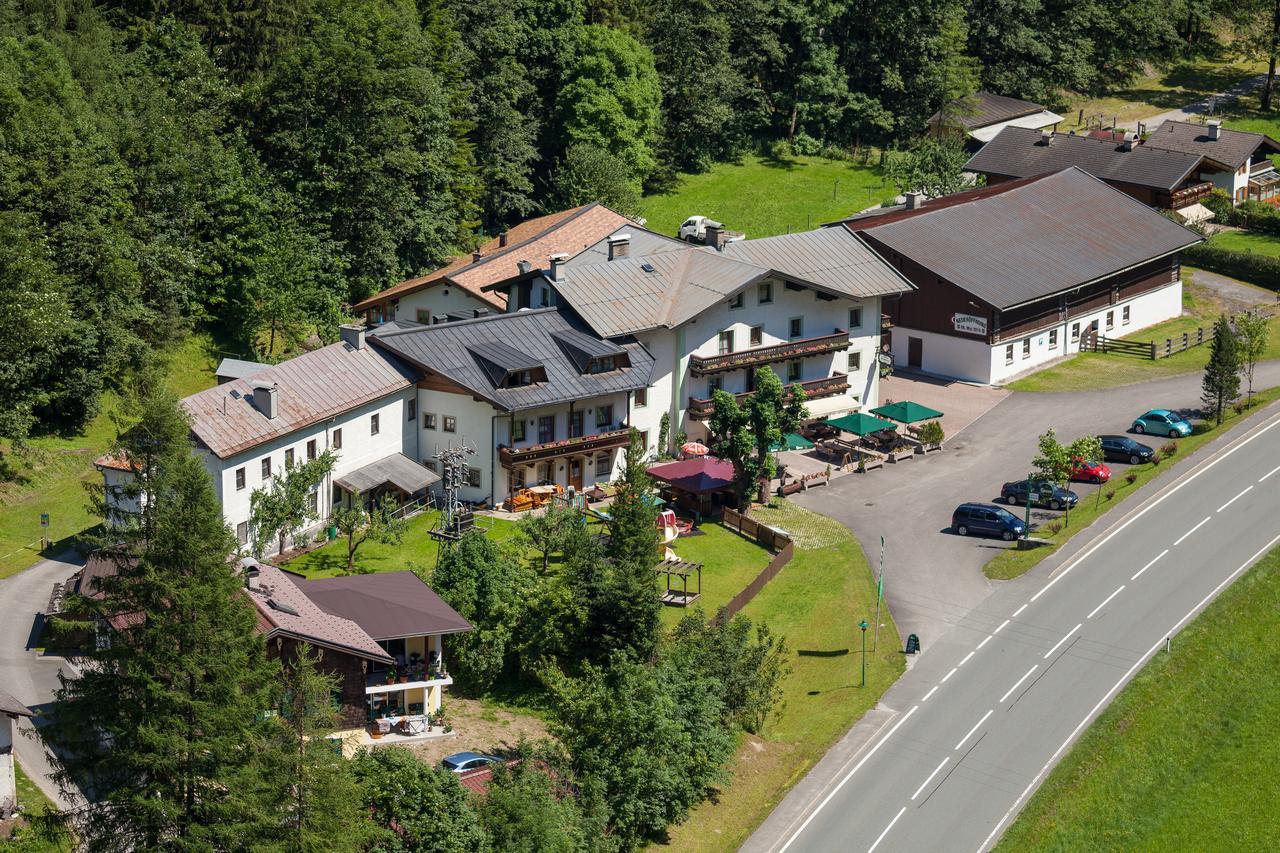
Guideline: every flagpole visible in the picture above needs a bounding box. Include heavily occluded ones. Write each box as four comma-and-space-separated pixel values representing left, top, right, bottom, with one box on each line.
873, 536, 884, 652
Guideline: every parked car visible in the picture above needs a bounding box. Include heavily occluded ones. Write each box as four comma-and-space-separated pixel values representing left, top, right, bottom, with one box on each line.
1099, 435, 1154, 465
1132, 409, 1192, 437
1069, 458, 1111, 483
441, 752, 503, 774
999, 479, 1079, 510
951, 503, 1027, 541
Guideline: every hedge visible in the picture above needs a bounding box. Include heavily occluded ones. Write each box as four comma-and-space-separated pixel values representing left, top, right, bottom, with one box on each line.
1183, 243, 1280, 291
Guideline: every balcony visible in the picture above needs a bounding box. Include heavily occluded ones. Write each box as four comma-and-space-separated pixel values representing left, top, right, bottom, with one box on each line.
499, 427, 631, 467
1251, 158, 1276, 175
688, 373, 850, 420
689, 330, 850, 376
366, 670, 453, 695
1167, 180, 1215, 209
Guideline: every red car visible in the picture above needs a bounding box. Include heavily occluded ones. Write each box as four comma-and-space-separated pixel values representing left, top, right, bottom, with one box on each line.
1070, 458, 1111, 483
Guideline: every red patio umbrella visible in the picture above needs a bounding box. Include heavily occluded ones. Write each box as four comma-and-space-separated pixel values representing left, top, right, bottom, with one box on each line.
680, 441, 710, 456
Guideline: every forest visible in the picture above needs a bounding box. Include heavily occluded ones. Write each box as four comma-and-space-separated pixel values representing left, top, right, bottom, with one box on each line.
0, 0, 1232, 450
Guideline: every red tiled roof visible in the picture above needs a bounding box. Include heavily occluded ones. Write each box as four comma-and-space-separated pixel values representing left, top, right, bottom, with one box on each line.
458, 767, 493, 795
246, 563, 394, 663
94, 453, 132, 473
352, 203, 638, 312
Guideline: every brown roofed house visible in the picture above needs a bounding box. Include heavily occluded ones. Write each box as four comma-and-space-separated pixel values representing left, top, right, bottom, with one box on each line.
928, 91, 1063, 146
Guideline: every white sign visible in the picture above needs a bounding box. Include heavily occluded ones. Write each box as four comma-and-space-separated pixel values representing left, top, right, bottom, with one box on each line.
952, 312, 988, 336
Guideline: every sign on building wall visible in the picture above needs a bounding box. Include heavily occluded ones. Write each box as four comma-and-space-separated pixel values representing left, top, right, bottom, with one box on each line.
952, 313, 988, 336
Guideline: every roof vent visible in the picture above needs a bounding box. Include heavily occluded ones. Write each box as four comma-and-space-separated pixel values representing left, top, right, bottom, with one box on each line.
517, 259, 532, 275
904, 191, 924, 210
608, 233, 631, 261
251, 383, 279, 420
1040, 129, 1053, 145
472, 250, 484, 263
498, 231, 509, 248
1120, 134, 1134, 152
267, 598, 299, 617
244, 564, 261, 591
641, 262, 656, 274
1207, 119, 1221, 141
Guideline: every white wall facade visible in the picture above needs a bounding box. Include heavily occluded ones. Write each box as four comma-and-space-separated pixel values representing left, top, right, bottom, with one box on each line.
892, 281, 1183, 384
387, 284, 500, 326
0, 716, 16, 818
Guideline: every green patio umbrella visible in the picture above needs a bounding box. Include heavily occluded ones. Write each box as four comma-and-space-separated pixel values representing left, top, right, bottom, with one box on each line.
827, 412, 898, 436
870, 400, 944, 424
769, 432, 815, 452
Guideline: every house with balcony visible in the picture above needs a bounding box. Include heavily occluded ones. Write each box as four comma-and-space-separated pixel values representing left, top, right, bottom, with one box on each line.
1141, 120, 1280, 206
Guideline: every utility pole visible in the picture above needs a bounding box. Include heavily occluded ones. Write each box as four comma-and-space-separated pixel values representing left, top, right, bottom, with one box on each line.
873, 536, 884, 651
1024, 472, 1033, 539
859, 620, 869, 688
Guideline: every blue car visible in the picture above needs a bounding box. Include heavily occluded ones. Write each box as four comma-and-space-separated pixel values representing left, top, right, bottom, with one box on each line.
1132, 409, 1192, 438
952, 503, 1027, 541
440, 752, 503, 774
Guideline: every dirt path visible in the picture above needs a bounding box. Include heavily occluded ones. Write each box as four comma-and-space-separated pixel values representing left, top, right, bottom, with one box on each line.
1188, 267, 1279, 315
1138, 72, 1269, 130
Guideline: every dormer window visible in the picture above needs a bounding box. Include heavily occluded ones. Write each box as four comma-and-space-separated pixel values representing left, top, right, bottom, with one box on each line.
507, 369, 536, 387
587, 356, 618, 374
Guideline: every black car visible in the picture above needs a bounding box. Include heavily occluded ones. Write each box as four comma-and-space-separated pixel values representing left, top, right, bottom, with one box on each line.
999, 479, 1079, 510
1099, 434, 1154, 465
952, 503, 1027, 541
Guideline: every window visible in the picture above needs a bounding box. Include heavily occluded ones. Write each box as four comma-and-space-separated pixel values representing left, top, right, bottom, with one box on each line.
513, 467, 526, 488
540, 285, 551, 306
1071, 322, 1081, 342
587, 357, 615, 374
416, 308, 431, 324
1105, 310, 1114, 330
596, 454, 611, 477
466, 467, 482, 488
537, 462, 551, 482
507, 369, 535, 386
332, 428, 343, 450
634, 388, 647, 407
569, 410, 584, 438
424, 460, 439, 473
718, 330, 734, 355
332, 483, 343, 505
1005, 344, 1014, 364
787, 361, 802, 382
749, 325, 763, 347
1122, 305, 1131, 325
261, 457, 272, 480
850, 307, 863, 329
728, 293, 744, 309
423, 413, 437, 430
512, 418, 526, 442
1022, 338, 1031, 359
1049, 329, 1058, 349
708, 376, 722, 393
758, 282, 773, 304
236, 522, 248, 546
306, 439, 317, 460
848, 352, 862, 372
538, 415, 555, 443
638, 431, 649, 450
306, 491, 318, 515
370, 414, 380, 436
235, 467, 246, 490
596, 404, 613, 428
443, 416, 457, 433
789, 317, 803, 339
285, 448, 294, 467
407, 399, 416, 421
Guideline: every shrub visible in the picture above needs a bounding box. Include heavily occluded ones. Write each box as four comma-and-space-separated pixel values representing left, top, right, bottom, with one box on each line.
1182, 243, 1280, 292
791, 132, 822, 156
1105, 489, 1116, 501
1160, 441, 1178, 458
917, 420, 945, 446
1233, 400, 1250, 415
1045, 521, 1063, 535
1124, 473, 1138, 486
1150, 449, 1163, 465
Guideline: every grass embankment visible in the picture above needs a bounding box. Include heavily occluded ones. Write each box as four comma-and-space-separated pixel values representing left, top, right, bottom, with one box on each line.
1005, 274, 1280, 393
659, 501, 904, 851
658, 522, 772, 628
641, 154, 890, 238
1208, 229, 1280, 257
998, 544, 1280, 851
0, 334, 218, 580
5, 759, 66, 851
985, 386, 1280, 581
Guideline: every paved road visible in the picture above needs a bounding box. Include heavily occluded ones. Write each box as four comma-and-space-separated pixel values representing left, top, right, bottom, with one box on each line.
1138, 72, 1268, 130
0, 553, 86, 811
747, 386, 1280, 852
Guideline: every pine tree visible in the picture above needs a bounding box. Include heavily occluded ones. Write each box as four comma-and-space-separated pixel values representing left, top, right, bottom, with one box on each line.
598, 431, 661, 661
1202, 314, 1242, 425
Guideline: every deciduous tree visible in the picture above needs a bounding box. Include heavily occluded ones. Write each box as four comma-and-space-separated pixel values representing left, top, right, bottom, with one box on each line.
249, 451, 337, 557
1235, 310, 1270, 402
330, 493, 408, 574
708, 367, 807, 509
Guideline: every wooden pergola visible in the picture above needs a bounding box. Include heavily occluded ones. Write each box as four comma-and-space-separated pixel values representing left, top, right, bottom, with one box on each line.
655, 559, 702, 607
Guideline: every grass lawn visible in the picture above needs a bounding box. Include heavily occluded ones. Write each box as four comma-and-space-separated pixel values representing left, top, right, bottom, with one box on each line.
5, 759, 66, 851
641, 154, 891, 239
658, 522, 772, 627
998, 544, 1280, 851
1207, 229, 1280, 257
1005, 274, 1280, 393
985, 385, 1280, 581
658, 501, 904, 851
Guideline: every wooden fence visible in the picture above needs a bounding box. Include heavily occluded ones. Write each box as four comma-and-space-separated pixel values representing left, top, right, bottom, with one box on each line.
718, 507, 796, 621
1082, 326, 1207, 360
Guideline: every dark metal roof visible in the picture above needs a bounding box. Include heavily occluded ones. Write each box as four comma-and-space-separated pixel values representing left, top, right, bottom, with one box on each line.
929, 91, 1047, 130
965, 127, 1205, 190
215, 358, 270, 381
467, 340, 544, 376
0, 689, 33, 718
301, 571, 473, 639
369, 307, 654, 412
333, 452, 440, 494
857, 167, 1203, 309
1143, 120, 1280, 169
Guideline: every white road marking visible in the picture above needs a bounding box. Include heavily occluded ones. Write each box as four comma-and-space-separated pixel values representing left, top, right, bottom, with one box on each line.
955, 709, 994, 751
1087, 585, 1125, 619
977, 529, 1280, 853
1043, 624, 1081, 659
1261, 462, 1280, 482
1217, 485, 1253, 512
1028, 414, 1280, 604
1131, 549, 1168, 581
911, 757, 951, 800
959, 651, 976, 666
994, 619, 1011, 634
922, 685, 940, 702
1000, 665, 1039, 704
976, 634, 993, 650
868, 806, 907, 853
1012, 604, 1029, 618
776, 705, 919, 853
941, 667, 958, 683
1173, 515, 1211, 546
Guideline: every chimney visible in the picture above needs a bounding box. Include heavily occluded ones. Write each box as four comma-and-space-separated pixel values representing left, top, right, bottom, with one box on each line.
608, 233, 631, 261
1040, 129, 1054, 145
549, 252, 569, 282
245, 564, 261, 591
498, 231, 509, 248
339, 323, 365, 351
517, 259, 532, 275
904, 191, 924, 210
704, 220, 724, 250
472, 250, 484, 263
1120, 133, 1134, 152
252, 383, 278, 419
1207, 119, 1221, 141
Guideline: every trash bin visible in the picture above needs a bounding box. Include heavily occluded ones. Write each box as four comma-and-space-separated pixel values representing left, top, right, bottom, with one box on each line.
326, 525, 338, 540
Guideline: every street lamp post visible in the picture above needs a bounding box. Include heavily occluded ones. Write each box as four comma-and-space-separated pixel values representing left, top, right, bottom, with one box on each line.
859, 620, 869, 688
1024, 471, 1033, 539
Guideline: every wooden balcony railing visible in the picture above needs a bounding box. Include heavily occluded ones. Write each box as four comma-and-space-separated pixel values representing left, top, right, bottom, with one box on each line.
1167, 180, 1215, 209
689, 330, 850, 376
1250, 159, 1276, 175
499, 427, 631, 467
687, 373, 850, 420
